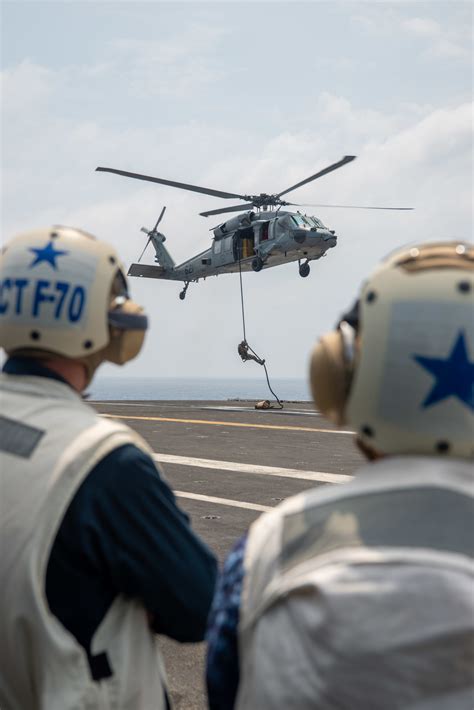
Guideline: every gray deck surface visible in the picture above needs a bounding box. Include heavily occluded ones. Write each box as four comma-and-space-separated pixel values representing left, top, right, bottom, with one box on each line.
91, 399, 364, 709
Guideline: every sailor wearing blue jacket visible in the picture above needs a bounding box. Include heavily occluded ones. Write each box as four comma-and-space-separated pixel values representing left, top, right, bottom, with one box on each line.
206, 241, 474, 709
0, 226, 217, 710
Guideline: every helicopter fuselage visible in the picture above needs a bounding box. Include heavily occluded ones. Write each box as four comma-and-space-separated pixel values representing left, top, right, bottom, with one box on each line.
128, 210, 337, 286
100, 156, 411, 298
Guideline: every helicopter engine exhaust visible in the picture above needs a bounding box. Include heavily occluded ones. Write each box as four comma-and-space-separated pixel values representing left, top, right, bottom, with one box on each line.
213, 211, 255, 239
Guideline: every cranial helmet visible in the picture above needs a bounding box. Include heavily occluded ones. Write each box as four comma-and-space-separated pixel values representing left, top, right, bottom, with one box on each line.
310, 241, 474, 459
0, 226, 148, 379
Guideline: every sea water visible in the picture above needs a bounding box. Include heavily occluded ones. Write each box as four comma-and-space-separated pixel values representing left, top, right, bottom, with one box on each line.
88, 376, 311, 402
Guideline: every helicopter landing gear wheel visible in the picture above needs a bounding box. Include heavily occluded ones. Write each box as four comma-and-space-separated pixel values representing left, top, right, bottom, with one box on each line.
299, 261, 310, 278
179, 282, 190, 300
252, 256, 264, 272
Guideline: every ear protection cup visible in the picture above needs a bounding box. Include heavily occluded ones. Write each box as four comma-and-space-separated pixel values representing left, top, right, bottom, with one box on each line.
317, 241, 474, 459
104, 300, 148, 365
309, 328, 354, 425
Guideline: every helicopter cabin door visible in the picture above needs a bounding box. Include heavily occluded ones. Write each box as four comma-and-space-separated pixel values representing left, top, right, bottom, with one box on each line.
233, 226, 255, 261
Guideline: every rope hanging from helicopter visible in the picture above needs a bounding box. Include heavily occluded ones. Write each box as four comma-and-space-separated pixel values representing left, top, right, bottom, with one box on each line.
236, 243, 284, 409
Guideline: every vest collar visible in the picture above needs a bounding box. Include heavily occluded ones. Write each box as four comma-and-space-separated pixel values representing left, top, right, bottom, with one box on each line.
3, 356, 70, 386
1, 358, 83, 403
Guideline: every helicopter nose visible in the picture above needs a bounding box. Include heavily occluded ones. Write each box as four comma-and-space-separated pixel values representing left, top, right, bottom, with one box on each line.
308, 228, 337, 241
322, 230, 337, 247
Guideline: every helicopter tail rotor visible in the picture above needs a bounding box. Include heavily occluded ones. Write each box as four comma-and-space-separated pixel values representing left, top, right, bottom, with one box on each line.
137, 206, 167, 263
137, 237, 151, 264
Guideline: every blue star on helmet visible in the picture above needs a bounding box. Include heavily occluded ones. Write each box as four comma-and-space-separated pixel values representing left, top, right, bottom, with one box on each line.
29, 240, 68, 270
414, 331, 474, 411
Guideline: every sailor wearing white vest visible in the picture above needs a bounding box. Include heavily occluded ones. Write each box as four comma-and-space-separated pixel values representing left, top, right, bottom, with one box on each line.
0, 227, 217, 710
206, 241, 474, 709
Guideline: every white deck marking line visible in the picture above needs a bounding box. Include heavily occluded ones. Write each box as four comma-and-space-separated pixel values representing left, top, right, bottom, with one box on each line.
153, 453, 353, 484
101, 413, 353, 435
92, 402, 164, 407
198, 406, 321, 416
174, 491, 272, 512
94, 402, 320, 416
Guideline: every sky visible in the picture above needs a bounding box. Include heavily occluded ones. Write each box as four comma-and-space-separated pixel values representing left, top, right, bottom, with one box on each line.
1, 0, 472, 382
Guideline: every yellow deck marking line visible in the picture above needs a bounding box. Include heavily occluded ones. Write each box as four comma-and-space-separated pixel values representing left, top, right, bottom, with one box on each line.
101, 413, 353, 435
174, 491, 272, 512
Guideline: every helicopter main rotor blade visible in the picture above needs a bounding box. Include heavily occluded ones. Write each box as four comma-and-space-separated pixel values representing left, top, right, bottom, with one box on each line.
200, 203, 255, 217
96, 166, 246, 201
298, 203, 414, 210
277, 155, 356, 198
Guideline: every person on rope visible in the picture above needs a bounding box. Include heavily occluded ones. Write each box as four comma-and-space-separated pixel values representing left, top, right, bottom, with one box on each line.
236, 235, 283, 407
206, 240, 474, 709
237, 340, 265, 365
0, 226, 217, 710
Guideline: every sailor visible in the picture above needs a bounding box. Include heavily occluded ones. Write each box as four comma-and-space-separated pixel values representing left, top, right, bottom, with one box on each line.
206, 240, 474, 709
0, 226, 217, 710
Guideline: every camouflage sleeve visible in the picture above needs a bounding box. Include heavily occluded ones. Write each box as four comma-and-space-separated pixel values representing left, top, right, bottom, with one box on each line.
206, 534, 248, 710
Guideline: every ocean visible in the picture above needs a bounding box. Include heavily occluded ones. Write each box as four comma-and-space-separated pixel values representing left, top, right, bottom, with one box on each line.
88, 376, 311, 402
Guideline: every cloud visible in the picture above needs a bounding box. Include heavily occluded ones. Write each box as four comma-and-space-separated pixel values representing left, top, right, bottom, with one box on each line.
353, 8, 471, 62
112, 23, 228, 65
401, 14, 471, 60
1, 59, 57, 113
431, 37, 471, 60
108, 24, 230, 98
315, 93, 401, 141
402, 17, 441, 38
1, 17, 472, 378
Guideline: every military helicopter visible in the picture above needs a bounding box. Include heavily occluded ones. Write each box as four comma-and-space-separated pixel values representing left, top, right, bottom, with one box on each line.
96, 156, 412, 300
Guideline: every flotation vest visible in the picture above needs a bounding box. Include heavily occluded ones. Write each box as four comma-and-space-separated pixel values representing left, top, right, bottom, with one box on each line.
237, 457, 474, 709
0, 374, 168, 710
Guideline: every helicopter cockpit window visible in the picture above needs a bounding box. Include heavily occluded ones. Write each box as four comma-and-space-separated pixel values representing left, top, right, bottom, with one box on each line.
308, 216, 325, 228
290, 214, 307, 228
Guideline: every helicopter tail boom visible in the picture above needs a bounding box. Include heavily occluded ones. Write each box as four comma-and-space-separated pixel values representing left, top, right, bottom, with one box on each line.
127, 262, 184, 281
148, 232, 175, 271
132, 206, 179, 278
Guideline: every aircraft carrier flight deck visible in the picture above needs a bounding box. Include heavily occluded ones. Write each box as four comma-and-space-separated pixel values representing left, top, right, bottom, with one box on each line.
92, 398, 364, 710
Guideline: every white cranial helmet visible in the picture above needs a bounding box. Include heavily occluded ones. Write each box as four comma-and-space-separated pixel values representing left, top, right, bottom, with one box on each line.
0, 226, 148, 369
310, 241, 474, 459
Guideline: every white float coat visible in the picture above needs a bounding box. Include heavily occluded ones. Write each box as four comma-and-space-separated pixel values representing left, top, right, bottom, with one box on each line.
237, 456, 474, 710
0, 374, 168, 710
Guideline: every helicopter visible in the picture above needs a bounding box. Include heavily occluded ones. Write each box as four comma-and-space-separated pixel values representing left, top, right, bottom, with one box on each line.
96, 155, 412, 300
